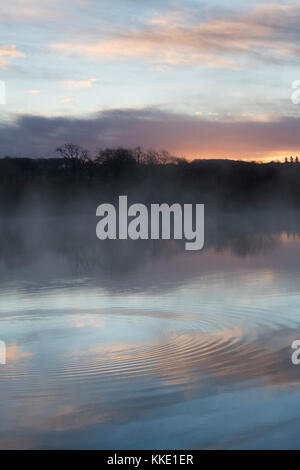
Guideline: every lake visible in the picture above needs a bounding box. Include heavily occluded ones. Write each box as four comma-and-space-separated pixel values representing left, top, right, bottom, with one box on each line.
1, 213, 300, 449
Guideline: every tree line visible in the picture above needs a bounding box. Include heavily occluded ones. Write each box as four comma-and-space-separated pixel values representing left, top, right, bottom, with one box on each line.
1, 144, 300, 214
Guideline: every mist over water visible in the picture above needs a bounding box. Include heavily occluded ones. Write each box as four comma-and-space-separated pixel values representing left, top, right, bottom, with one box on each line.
1, 211, 300, 449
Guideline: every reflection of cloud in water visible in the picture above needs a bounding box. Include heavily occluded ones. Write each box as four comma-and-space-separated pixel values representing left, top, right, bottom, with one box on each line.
1, 212, 300, 448
71, 314, 105, 329
5, 344, 34, 362
0, 323, 299, 441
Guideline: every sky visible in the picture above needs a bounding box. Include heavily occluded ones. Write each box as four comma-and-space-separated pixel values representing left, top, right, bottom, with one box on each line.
0, 0, 300, 160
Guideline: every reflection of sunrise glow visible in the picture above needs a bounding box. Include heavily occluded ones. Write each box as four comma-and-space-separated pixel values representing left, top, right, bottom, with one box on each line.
278, 232, 300, 244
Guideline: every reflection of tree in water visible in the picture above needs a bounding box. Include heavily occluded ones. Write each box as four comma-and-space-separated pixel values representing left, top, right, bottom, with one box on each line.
213, 233, 278, 258
0, 212, 300, 282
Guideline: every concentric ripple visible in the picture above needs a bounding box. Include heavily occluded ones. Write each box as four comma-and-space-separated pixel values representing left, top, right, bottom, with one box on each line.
1, 267, 300, 450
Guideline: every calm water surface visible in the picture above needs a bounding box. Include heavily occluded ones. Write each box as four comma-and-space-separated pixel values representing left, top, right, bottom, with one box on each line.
1, 223, 300, 449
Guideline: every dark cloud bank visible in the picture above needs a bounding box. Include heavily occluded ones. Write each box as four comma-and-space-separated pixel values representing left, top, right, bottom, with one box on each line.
1, 108, 300, 159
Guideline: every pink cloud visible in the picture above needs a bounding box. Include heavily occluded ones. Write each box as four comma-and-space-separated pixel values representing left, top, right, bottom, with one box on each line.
50, 3, 300, 68
0, 45, 25, 67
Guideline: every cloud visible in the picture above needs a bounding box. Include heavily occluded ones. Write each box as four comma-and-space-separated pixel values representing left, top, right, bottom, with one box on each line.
50, 3, 300, 68
62, 78, 98, 89
1, 107, 300, 160
0, 45, 25, 67
61, 97, 74, 103
0, 0, 73, 23
51, 30, 234, 69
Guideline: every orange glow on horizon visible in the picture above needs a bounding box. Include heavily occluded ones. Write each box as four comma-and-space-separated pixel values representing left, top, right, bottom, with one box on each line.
181, 149, 300, 164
